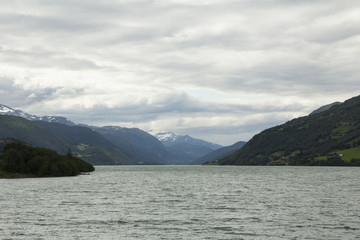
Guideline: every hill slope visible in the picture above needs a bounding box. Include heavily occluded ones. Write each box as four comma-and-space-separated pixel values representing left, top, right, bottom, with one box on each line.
0, 116, 136, 165
192, 141, 246, 165
36, 122, 135, 165
94, 126, 185, 164
0, 115, 70, 154
219, 95, 360, 166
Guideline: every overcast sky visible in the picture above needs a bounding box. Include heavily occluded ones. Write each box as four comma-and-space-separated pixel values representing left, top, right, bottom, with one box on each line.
1, 0, 360, 145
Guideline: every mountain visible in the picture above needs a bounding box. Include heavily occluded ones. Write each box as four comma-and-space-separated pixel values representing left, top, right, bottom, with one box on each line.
219, 95, 360, 166
192, 141, 246, 165
0, 115, 70, 154
38, 116, 76, 126
156, 132, 222, 149
0, 115, 136, 165
154, 132, 222, 161
93, 126, 186, 164
0, 106, 199, 164
35, 121, 135, 165
0, 104, 225, 165
0, 104, 38, 120
0, 104, 76, 126
0, 105, 174, 164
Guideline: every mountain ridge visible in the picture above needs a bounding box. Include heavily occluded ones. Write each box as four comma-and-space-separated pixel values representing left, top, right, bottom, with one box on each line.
0, 104, 76, 126
154, 131, 223, 162
310, 102, 341, 115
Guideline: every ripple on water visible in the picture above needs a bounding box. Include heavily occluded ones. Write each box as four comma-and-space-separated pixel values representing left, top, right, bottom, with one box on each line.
0, 165, 360, 240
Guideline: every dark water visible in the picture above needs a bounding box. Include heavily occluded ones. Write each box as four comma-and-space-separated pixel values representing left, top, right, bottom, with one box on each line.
0, 166, 359, 239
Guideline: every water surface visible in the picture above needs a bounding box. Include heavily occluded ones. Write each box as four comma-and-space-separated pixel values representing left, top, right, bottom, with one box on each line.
1, 165, 359, 239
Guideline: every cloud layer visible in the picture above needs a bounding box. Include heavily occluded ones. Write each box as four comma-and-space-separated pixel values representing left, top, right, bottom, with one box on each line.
1, 0, 360, 145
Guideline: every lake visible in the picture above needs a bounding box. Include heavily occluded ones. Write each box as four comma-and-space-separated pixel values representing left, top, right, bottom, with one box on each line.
0, 165, 359, 239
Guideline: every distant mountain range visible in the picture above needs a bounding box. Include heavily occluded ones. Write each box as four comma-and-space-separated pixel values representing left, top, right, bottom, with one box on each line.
155, 132, 222, 149
0, 104, 232, 165
92, 127, 188, 164
219, 95, 360, 166
4, 94, 358, 167
154, 132, 222, 161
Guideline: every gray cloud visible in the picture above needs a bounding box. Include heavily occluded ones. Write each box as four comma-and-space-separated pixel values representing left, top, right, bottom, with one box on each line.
1, 0, 360, 145
0, 77, 58, 107
0, 47, 101, 70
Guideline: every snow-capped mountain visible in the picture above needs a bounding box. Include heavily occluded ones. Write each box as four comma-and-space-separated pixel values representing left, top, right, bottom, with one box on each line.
155, 131, 222, 150
154, 131, 223, 162
38, 116, 76, 126
155, 131, 179, 143
0, 104, 39, 120
0, 104, 76, 126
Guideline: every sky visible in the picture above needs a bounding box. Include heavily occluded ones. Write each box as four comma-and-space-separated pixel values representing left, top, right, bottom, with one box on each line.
1, 0, 360, 145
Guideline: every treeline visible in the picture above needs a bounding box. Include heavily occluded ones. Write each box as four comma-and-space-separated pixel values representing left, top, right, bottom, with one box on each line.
287, 155, 360, 166
0, 142, 94, 177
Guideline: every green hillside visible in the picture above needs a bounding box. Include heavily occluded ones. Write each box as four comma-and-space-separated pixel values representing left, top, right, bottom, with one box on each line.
219, 95, 360, 166
0, 115, 70, 153
36, 122, 135, 165
0, 116, 136, 165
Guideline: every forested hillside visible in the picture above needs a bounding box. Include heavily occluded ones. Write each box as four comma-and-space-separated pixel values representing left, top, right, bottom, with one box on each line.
0, 116, 136, 165
35, 121, 135, 165
219, 95, 360, 166
0, 115, 70, 153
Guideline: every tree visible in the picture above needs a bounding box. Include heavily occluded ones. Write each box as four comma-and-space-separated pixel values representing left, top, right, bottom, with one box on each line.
2, 148, 27, 173
0, 142, 94, 177
66, 148, 73, 159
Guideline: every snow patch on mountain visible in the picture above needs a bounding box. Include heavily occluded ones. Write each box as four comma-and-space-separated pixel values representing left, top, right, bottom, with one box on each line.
155, 132, 178, 142
0, 104, 76, 126
0, 105, 15, 113
154, 131, 222, 150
